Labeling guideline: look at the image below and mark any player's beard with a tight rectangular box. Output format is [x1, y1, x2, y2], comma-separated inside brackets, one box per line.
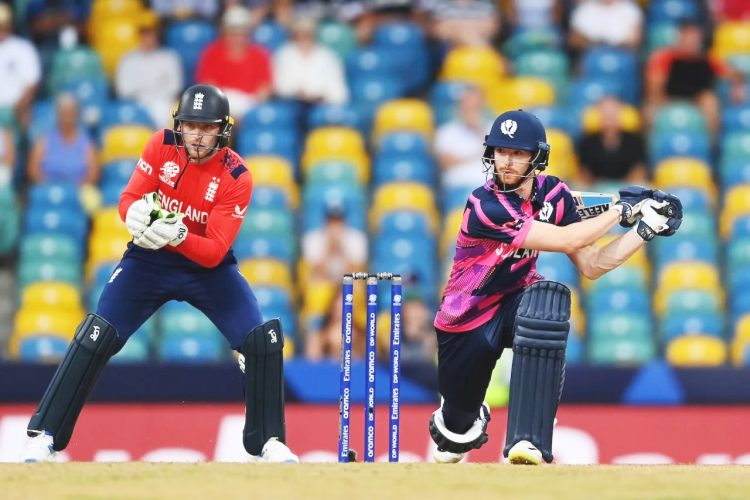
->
[494, 166, 534, 193]
[186, 140, 219, 162]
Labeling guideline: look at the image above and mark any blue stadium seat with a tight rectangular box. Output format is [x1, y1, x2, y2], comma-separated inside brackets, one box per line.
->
[346, 47, 400, 82]
[728, 264, 750, 293]
[236, 128, 299, 167]
[233, 233, 296, 264]
[721, 105, 750, 136]
[661, 312, 725, 343]
[675, 211, 715, 238]
[18, 336, 70, 361]
[372, 22, 430, 93]
[307, 104, 360, 130]
[579, 48, 638, 102]
[28, 182, 84, 213]
[62, 76, 109, 127]
[652, 236, 718, 267]
[648, 0, 699, 26]
[100, 159, 135, 189]
[429, 81, 468, 125]
[158, 334, 226, 363]
[349, 76, 403, 131]
[372, 154, 437, 187]
[663, 187, 711, 212]
[588, 311, 653, 341]
[527, 106, 582, 139]
[566, 331, 584, 365]
[24, 207, 88, 241]
[28, 99, 56, 141]
[99, 100, 155, 135]
[242, 100, 299, 130]
[378, 132, 431, 156]
[535, 252, 579, 287]
[165, 20, 218, 87]
[249, 186, 291, 210]
[731, 215, 750, 239]
[730, 289, 750, 324]
[254, 286, 293, 312]
[251, 21, 288, 53]
[566, 77, 625, 108]
[721, 160, 750, 190]
[239, 208, 296, 240]
[442, 186, 473, 212]
[110, 334, 150, 363]
[588, 287, 651, 315]
[649, 131, 711, 164]
[301, 183, 367, 232]
[378, 211, 434, 238]
[47, 47, 105, 94]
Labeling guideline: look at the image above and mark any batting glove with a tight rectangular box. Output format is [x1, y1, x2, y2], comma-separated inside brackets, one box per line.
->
[651, 190, 683, 237]
[125, 192, 160, 238]
[617, 186, 653, 228]
[633, 199, 670, 241]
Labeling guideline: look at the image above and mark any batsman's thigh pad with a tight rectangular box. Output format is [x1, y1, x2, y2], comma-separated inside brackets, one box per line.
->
[241, 318, 286, 456]
[504, 281, 570, 463]
[27, 314, 120, 450]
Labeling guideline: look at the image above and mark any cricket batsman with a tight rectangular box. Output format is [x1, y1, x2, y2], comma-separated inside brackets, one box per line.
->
[23, 84, 298, 463]
[428, 109, 683, 464]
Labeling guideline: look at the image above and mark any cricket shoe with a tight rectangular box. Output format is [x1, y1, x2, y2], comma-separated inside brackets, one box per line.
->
[260, 437, 299, 463]
[507, 440, 543, 465]
[23, 430, 56, 463]
[433, 449, 466, 464]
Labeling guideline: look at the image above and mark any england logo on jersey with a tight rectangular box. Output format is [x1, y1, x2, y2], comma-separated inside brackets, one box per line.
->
[159, 161, 181, 187]
[204, 176, 220, 202]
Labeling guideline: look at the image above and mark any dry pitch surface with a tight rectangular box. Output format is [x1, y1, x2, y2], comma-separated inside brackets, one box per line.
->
[2, 463, 749, 499]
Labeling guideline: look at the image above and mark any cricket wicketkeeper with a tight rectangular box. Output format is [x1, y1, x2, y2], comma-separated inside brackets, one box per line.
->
[429, 109, 683, 464]
[23, 84, 298, 463]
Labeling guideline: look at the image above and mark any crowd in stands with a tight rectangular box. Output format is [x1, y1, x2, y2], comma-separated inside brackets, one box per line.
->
[1, 0, 750, 372]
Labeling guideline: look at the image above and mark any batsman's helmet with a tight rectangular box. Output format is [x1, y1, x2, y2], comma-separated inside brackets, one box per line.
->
[173, 84, 234, 149]
[481, 109, 550, 191]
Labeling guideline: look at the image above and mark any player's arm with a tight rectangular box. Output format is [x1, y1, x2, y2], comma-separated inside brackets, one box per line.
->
[520, 207, 623, 254]
[566, 229, 644, 280]
[175, 175, 252, 268]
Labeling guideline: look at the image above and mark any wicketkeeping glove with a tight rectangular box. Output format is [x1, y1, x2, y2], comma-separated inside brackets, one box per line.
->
[633, 199, 671, 241]
[125, 192, 161, 238]
[134, 213, 187, 250]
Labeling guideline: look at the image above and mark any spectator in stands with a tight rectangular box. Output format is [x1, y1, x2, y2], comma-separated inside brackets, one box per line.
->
[644, 19, 746, 140]
[576, 96, 647, 185]
[568, 0, 643, 52]
[25, 0, 89, 49]
[273, 16, 348, 107]
[430, 0, 500, 48]
[0, 125, 14, 186]
[196, 5, 272, 119]
[115, 10, 183, 129]
[434, 85, 493, 192]
[501, 0, 563, 32]
[0, 3, 41, 129]
[711, 0, 750, 21]
[304, 286, 366, 361]
[400, 289, 438, 363]
[302, 199, 368, 284]
[27, 93, 98, 185]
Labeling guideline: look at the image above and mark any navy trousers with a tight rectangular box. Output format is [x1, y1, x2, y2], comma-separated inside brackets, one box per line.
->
[96, 244, 263, 350]
[436, 290, 524, 429]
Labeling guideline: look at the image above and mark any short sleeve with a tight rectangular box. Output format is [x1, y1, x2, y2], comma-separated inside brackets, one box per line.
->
[558, 185, 582, 227]
[465, 198, 532, 247]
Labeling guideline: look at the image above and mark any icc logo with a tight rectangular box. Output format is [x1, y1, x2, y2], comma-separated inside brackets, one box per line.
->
[500, 119, 518, 138]
[345, 294, 353, 304]
[368, 294, 377, 304]
[393, 295, 402, 304]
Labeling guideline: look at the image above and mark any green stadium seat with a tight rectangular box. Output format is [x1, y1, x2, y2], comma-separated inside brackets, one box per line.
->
[18, 260, 82, 291]
[587, 265, 648, 293]
[306, 161, 362, 185]
[588, 337, 656, 366]
[19, 234, 81, 264]
[317, 21, 357, 59]
[652, 102, 708, 135]
[588, 311, 653, 341]
[662, 289, 723, 317]
[160, 304, 221, 339]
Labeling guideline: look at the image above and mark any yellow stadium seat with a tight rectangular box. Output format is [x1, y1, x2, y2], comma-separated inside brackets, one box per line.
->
[582, 103, 641, 133]
[440, 208, 465, 257]
[544, 128, 579, 181]
[14, 309, 82, 338]
[569, 287, 585, 335]
[372, 99, 434, 141]
[245, 156, 299, 208]
[21, 282, 82, 311]
[91, 19, 141, 76]
[653, 158, 716, 199]
[656, 261, 721, 295]
[301, 127, 369, 181]
[487, 77, 556, 114]
[101, 126, 153, 163]
[721, 185, 750, 237]
[711, 21, 750, 59]
[370, 182, 439, 231]
[301, 280, 337, 319]
[731, 314, 750, 365]
[90, 0, 143, 20]
[666, 335, 727, 367]
[87, 234, 130, 280]
[439, 46, 506, 90]
[239, 259, 293, 292]
[91, 207, 128, 236]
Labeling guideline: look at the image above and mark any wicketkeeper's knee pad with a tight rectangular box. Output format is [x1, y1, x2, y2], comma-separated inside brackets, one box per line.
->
[429, 400, 491, 454]
[241, 318, 287, 456]
[27, 313, 120, 451]
[504, 280, 570, 464]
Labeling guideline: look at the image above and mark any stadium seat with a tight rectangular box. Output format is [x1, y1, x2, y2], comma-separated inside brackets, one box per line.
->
[588, 311, 652, 341]
[307, 104, 360, 130]
[238, 259, 293, 292]
[14, 308, 81, 339]
[651, 236, 718, 268]
[513, 49, 569, 95]
[317, 20, 357, 58]
[438, 46, 506, 90]
[647, 0, 699, 26]
[731, 314, 750, 365]
[21, 282, 82, 311]
[585, 264, 648, 293]
[28, 182, 84, 213]
[720, 160, 750, 191]
[164, 19, 217, 86]
[727, 237, 750, 269]
[91, 207, 129, 239]
[566, 77, 624, 108]
[370, 182, 439, 232]
[101, 159, 137, 190]
[429, 81, 468, 125]
[157, 335, 227, 363]
[20, 234, 81, 265]
[711, 21, 750, 59]
[90, 18, 140, 77]
[581, 102, 641, 133]
[656, 262, 721, 298]
[652, 102, 708, 135]
[233, 233, 295, 264]
[646, 23, 679, 54]
[588, 336, 656, 366]
[111, 333, 150, 363]
[653, 157, 715, 195]
[239, 208, 295, 239]
[527, 106, 581, 139]
[720, 132, 750, 164]
[587, 287, 651, 315]
[242, 100, 299, 130]
[377, 132, 430, 157]
[235, 128, 299, 167]
[251, 20, 288, 53]
[372, 154, 437, 188]
[666, 336, 728, 367]
[18, 260, 83, 290]
[721, 185, 750, 236]
[46, 47, 105, 94]
[580, 47, 637, 83]
[488, 77, 556, 113]
[249, 186, 291, 210]
[661, 312, 725, 342]
[649, 131, 711, 165]
[305, 160, 362, 187]
[99, 100, 155, 135]
[301, 127, 369, 181]
[101, 125, 153, 163]
[372, 99, 434, 141]
[544, 129, 579, 180]
[161, 304, 221, 338]
[14, 335, 71, 361]
[378, 210, 435, 238]
[535, 252, 580, 288]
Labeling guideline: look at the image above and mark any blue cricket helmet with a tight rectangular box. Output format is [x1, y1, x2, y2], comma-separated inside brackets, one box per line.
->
[481, 109, 551, 192]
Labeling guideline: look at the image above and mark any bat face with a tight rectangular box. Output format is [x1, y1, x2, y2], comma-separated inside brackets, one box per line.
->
[571, 191, 618, 220]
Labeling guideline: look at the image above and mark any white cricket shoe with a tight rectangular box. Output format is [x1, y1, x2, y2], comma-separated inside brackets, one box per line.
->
[507, 440, 543, 465]
[433, 449, 466, 464]
[260, 437, 299, 463]
[23, 430, 56, 463]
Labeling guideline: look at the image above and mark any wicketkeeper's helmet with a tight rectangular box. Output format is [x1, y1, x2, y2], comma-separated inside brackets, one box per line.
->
[172, 84, 234, 149]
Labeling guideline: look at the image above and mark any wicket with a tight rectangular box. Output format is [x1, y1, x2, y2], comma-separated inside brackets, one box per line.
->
[338, 272, 402, 463]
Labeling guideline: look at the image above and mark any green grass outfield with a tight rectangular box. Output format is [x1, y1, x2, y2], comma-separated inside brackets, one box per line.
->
[2, 464, 750, 499]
